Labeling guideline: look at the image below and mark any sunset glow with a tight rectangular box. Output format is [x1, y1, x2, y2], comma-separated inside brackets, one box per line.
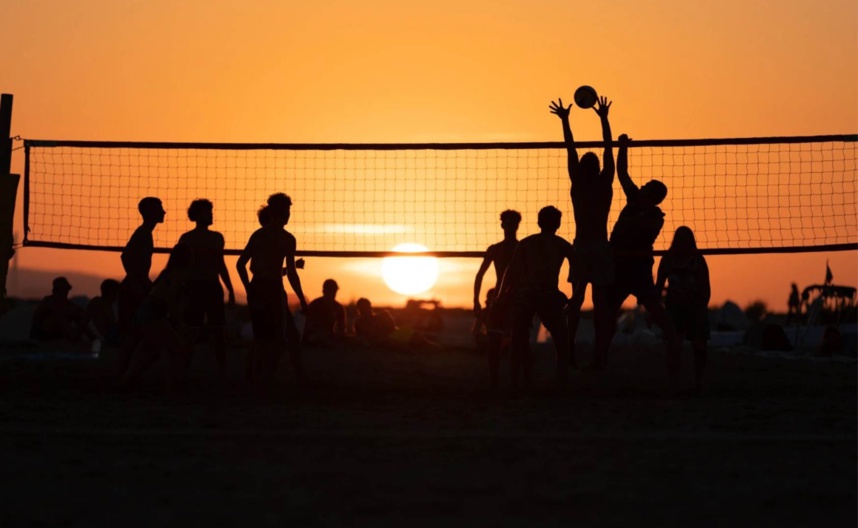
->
[381, 243, 439, 296]
[1, 0, 855, 309]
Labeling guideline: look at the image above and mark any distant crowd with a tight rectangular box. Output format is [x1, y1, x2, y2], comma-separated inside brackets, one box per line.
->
[30, 94, 714, 394]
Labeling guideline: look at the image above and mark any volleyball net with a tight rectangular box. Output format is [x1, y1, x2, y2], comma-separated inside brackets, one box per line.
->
[21, 134, 857, 256]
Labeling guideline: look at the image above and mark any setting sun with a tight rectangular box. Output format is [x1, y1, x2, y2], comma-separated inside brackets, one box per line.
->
[381, 243, 439, 296]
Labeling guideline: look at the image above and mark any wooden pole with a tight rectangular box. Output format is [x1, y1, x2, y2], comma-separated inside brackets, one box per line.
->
[0, 94, 19, 312]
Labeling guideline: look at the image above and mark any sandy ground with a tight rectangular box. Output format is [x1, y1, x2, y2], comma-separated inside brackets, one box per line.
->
[0, 338, 855, 528]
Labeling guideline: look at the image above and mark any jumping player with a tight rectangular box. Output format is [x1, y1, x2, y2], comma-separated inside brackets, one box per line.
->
[595, 134, 679, 380]
[549, 95, 614, 368]
[178, 199, 236, 380]
[498, 206, 573, 390]
[473, 209, 521, 389]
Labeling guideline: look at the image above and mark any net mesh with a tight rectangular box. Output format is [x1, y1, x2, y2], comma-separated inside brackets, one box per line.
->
[23, 136, 857, 255]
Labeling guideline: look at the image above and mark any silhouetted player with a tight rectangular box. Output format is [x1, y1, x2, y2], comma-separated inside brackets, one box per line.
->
[121, 243, 194, 393]
[473, 209, 521, 389]
[178, 199, 236, 380]
[498, 206, 573, 389]
[595, 134, 678, 378]
[656, 226, 711, 392]
[550, 95, 614, 368]
[117, 197, 165, 376]
[237, 193, 309, 385]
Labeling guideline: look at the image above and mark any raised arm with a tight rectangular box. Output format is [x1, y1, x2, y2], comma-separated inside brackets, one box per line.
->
[617, 133, 639, 199]
[593, 96, 614, 182]
[473, 252, 493, 314]
[549, 99, 579, 183]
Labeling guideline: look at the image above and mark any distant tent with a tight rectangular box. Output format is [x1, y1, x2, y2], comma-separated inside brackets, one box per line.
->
[716, 300, 749, 331]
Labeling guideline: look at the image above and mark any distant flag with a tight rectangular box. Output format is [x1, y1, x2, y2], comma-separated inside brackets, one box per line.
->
[825, 260, 833, 285]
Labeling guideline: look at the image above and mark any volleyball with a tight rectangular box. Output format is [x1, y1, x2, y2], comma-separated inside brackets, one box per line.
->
[574, 85, 598, 109]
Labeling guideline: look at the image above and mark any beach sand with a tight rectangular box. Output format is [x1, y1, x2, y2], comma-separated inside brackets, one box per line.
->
[0, 338, 855, 527]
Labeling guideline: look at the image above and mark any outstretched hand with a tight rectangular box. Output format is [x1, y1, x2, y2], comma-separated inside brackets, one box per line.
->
[549, 98, 572, 119]
[593, 96, 611, 119]
[618, 133, 631, 146]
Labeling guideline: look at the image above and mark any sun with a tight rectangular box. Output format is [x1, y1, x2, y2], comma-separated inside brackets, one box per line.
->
[382, 243, 439, 296]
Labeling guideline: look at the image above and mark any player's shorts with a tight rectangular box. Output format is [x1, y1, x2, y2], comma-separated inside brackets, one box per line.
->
[118, 276, 152, 336]
[248, 278, 286, 341]
[568, 240, 615, 286]
[184, 279, 226, 328]
[486, 296, 513, 335]
[666, 301, 710, 341]
[612, 255, 660, 306]
[511, 287, 568, 336]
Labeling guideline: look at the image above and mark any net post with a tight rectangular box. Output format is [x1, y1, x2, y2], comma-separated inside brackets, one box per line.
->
[0, 94, 19, 313]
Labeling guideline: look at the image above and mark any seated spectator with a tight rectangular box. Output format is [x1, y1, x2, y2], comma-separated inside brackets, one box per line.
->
[30, 277, 92, 343]
[303, 279, 346, 346]
[354, 297, 439, 351]
[85, 279, 122, 348]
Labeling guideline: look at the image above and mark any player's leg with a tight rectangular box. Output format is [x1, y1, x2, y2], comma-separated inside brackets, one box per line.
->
[509, 297, 533, 392]
[486, 331, 503, 389]
[592, 283, 627, 371]
[566, 278, 587, 369]
[122, 318, 178, 387]
[283, 306, 304, 382]
[542, 293, 571, 386]
[485, 298, 508, 390]
[590, 282, 611, 369]
[203, 280, 228, 382]
[691, 338, 707, 391]
[688, 306, 710, 392]
[641, 299, 680, 384]
[247, 280, 277, 387]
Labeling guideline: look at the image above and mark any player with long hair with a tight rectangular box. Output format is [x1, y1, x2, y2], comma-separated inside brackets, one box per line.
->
[550, 95, 614, 369]
[656, 226, 711, 392]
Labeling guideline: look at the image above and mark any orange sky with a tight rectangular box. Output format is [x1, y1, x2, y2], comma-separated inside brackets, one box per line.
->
[2, 0, 857, 310]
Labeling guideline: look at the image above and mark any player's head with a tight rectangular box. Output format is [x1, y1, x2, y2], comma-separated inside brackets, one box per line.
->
[267, 193, 293, 226]
[669, 225, 697, 254]
[640, 180, 668, 206]
[485, 287, 497, 305]
[187, 199, 214, 226]
[537, 205, 562, 233]
[52, 276, 72, 296]
[322, 279, 339, 299]
[257, 205, 270, 227]
[499, 209, 521, 235]
[356, 297, 372, 316]
[580, 152, 600, 178]
[166, 242, 193, 271]
[138, 197, 165, 224]
[100, 278, 121, 301]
